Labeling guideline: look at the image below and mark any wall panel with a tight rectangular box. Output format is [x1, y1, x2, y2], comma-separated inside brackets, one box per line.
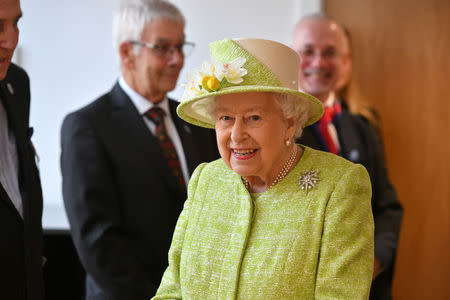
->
[325, 0, 449, 298]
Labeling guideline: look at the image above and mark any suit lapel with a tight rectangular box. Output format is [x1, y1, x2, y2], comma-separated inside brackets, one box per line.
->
[298, 125, 327, 152]
[0, 180, 23, 221]
[109, 84, 185, 197]
[169, 99, 197, 174]
[337, 109, 364, 163]
[0, 81, 26, 221]
[0, 81, 25, 141]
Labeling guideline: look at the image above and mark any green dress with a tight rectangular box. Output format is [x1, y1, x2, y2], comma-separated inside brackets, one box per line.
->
[153, 146, 374, 299]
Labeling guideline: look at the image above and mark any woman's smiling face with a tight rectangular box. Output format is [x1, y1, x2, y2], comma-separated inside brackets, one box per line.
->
[214, 92, 295, 183]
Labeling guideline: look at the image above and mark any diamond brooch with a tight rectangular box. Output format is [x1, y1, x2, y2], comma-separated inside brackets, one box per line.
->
[298, 169, 320, 194]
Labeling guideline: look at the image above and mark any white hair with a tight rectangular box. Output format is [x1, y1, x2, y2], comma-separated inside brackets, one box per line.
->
[272, 93, 309, 139]
[112, 0, 185, 66]
[208, 92, 309, 139]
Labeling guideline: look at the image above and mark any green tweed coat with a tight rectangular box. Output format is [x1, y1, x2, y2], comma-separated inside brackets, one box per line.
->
[153, 146, 374, 299]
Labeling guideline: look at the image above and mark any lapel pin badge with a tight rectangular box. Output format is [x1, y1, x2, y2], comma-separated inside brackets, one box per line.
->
[349, 149, 360, 162]
[6, 83, 14, 95]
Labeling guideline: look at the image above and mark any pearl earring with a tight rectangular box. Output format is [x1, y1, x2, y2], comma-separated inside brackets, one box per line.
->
[285, 139, 291, 146]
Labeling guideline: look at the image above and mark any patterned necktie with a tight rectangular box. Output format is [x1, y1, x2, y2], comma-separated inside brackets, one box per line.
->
[145, 107, 186, 189]
[318, 102, 342, 155]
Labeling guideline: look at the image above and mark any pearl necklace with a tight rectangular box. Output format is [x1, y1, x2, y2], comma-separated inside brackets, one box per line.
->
[242, 145, 298, 191]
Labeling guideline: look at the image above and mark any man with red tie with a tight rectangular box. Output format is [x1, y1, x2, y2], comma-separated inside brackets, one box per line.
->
[60, 1, 218, 299]
[293, 13, 403, 300]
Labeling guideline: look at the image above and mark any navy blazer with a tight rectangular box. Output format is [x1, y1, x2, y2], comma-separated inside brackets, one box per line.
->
[0, 63, 44, 300]
[297, 102, 402, 300]
[61, 83, 219, 300]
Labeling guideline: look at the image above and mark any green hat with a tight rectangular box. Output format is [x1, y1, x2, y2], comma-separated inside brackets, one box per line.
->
[177, 38, 323, 129]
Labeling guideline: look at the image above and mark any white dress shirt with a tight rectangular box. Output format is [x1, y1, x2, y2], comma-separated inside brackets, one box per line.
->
[118, 77, 190, 184]
[0, 99, 23, 217]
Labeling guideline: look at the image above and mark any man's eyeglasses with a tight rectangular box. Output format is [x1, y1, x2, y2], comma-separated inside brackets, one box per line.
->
[297, 48, 338, 61]
[128, 40, 195, 58]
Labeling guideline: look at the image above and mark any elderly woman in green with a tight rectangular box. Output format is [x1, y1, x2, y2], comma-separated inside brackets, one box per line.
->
[153, 38, 374, 299]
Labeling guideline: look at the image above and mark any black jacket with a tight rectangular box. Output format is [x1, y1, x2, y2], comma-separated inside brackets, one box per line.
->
[0, 63, 44, 300]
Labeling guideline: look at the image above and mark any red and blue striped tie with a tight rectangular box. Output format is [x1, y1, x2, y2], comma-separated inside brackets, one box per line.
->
[318, 103, 342, 155]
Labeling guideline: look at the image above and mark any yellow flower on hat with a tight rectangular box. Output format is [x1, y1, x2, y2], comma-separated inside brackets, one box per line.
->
[199, 60, 221, 92]
[201, 76, 220, 92]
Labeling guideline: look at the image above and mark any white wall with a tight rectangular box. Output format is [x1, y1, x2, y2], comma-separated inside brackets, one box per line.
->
[18, 0, 321, 228]
[169, 0, 322, 99]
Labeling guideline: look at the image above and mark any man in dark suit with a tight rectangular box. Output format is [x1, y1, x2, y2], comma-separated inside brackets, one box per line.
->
[0, 0, 44, 299]
[293, 14, 403, 299]
[61, 1, 218, 299]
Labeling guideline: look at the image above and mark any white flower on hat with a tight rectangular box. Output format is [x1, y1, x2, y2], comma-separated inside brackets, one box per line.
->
[199, 60, 216, 77]
[182, 57, 248, 99]
[182, 69, 207, 99]
[214, 57, 247, 84]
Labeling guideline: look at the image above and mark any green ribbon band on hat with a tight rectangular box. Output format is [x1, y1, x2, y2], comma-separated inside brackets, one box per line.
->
[210, 39, 283, 89]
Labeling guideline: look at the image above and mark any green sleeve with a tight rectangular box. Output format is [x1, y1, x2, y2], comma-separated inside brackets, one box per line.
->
[315, 164, 374, 300]
[151, 163, 207, 300]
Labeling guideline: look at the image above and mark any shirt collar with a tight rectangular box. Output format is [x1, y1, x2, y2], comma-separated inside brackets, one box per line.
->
[323, 91, 337, 108]
[118, 76, 170, 116]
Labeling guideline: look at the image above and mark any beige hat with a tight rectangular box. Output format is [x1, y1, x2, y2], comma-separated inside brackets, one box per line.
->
[177, 38, 323, 128]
